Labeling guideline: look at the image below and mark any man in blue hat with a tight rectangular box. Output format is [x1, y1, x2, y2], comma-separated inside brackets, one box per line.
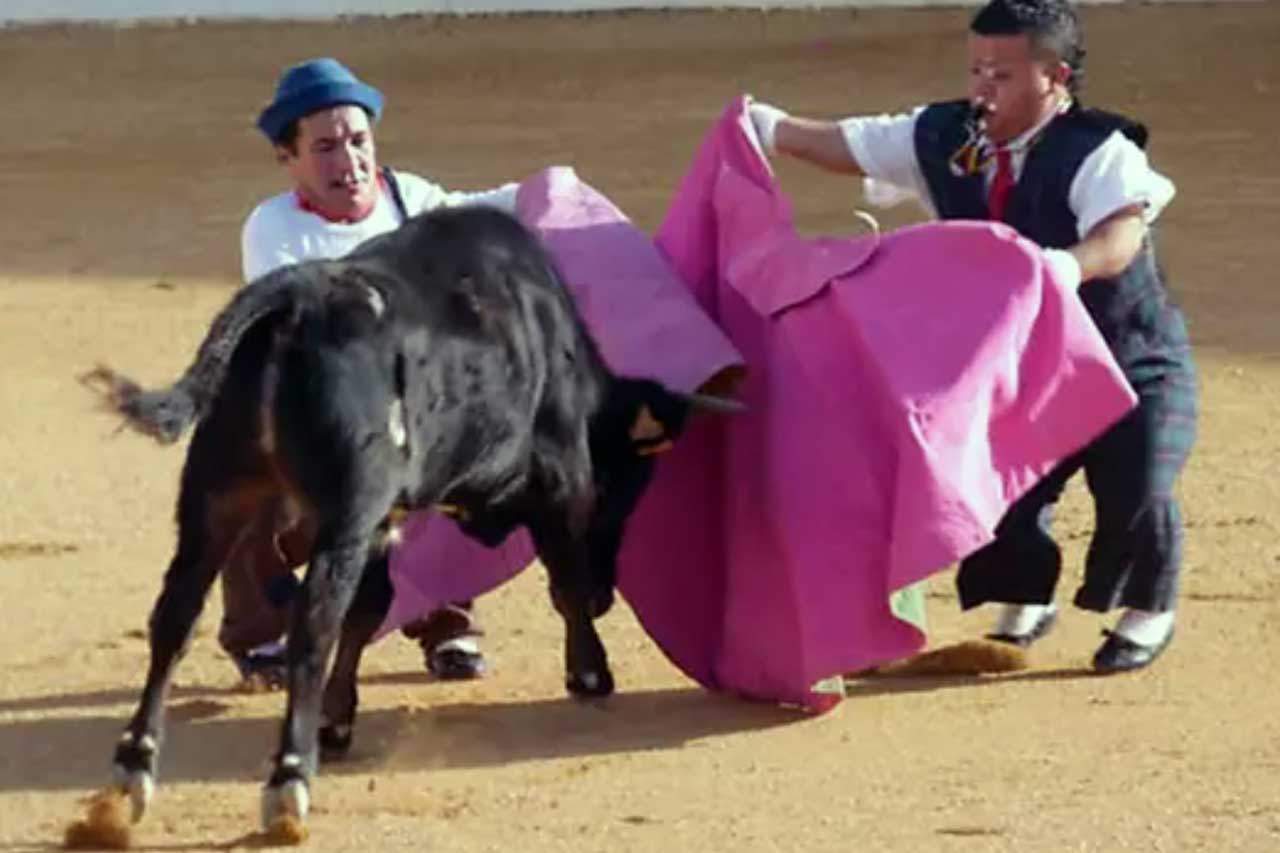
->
[221, 57, 519, 686]
[747, 0, 1197, 673]
[242, 56, 518, 279]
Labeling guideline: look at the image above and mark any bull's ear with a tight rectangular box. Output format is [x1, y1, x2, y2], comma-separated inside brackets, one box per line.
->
[629, 405, 666, 441]
[629, 405, 674, 456]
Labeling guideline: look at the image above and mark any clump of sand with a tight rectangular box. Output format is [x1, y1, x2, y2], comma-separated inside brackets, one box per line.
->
[64, 788, 131, 850]
[866, 639, 1029, 677]
[263, 815, 310, 846]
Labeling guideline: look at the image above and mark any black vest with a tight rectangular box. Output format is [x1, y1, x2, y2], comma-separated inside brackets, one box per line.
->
[913, 101, 1190, 376]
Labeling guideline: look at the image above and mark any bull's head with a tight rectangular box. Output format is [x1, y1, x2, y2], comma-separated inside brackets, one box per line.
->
[612, 375, 745, 458]
[583, 375, 743, 617]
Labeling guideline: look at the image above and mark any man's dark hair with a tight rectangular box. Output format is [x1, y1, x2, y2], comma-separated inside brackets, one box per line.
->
[971, 0, 1086, 94]
[275, 120, 302, 153]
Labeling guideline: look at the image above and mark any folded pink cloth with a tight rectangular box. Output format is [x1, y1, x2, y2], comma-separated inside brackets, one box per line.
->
[380, 166, 743, 637]
[610, 97, 1137, 710]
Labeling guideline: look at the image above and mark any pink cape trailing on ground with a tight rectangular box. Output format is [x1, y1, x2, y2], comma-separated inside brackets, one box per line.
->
[385, 102, 1136, 711]
[380, 166, 743, 636]
[617, 98, 1135, 710]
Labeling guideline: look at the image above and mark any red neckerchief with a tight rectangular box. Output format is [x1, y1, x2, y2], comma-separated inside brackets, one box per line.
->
[295, 173, 387, 224]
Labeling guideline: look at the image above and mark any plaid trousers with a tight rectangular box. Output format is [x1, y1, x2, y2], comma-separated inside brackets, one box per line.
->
[957, 298, 1198, 614]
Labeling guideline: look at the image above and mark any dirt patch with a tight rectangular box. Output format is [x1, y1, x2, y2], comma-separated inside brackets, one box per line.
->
[0, 541, 79, 560]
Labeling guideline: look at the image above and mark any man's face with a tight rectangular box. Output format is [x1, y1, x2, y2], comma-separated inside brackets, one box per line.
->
[278, 105, 378, 222]
[967, 33, 1067, 144]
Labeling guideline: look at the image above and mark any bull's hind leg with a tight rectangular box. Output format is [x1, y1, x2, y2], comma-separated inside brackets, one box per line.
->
[113, 497, 249, 823]
[531, 514, 615, 699]
[261, 521, 383, 831]
[318, 548, 393, 761]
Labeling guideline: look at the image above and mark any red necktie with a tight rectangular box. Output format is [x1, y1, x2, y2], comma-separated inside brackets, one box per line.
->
[987, 148, 1014, 221]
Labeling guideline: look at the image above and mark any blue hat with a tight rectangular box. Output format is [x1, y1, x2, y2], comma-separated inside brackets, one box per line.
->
[256, 58, 384, 143]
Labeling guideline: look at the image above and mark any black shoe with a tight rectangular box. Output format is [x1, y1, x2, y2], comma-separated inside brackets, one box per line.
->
[426, 643, 487, 681]
[985, 606, 1058, 648]
[1092, 627, 1174, 674]
[231, 646, 287, 689]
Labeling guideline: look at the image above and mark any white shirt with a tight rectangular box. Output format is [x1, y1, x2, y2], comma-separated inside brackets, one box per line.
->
[240, 171, 519, 282]
[838, 106, 1176, 239]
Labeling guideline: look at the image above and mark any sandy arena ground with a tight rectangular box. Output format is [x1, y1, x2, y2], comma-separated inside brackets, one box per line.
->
[1, 4, 1278, 851]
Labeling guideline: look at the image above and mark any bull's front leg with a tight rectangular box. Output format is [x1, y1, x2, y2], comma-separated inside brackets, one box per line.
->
[531, 516, 614, 699]
[261, 533, 372, 831]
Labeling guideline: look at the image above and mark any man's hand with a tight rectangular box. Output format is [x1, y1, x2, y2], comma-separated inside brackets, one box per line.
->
[748, 101, 789, 155]
[1043, 247, 1083, 291]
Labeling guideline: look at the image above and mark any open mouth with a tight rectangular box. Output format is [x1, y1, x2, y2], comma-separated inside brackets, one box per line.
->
[330, 176, 369, 195]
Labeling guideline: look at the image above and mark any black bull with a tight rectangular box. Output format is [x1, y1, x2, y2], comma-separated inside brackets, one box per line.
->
[84, 206, 739, 832]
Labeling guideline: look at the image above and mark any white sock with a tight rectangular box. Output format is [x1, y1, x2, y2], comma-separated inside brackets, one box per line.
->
[1112, 609, 1175, 647]
[993, 602, 1057, 637]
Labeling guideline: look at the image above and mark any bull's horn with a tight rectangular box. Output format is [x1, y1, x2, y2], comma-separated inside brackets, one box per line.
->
[682, 392, 747, 414]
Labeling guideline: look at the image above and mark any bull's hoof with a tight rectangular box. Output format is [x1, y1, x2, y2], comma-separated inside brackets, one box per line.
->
[110, 765, 155, 824]
[318, 723, 353, 762]
[112, 732, 158, 823]
[261, 775, 310, 832]
[566, 669, 614, 699]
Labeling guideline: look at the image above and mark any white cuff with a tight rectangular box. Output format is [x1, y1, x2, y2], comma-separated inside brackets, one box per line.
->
[1043, 247, 1083, 291]
[748, 102, 788, 155]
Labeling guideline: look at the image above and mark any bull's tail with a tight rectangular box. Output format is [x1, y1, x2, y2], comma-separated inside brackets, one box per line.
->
[82, 268, 305, 444]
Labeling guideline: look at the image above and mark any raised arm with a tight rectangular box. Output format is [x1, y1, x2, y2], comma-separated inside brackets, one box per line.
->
[750, 103, 867, 175]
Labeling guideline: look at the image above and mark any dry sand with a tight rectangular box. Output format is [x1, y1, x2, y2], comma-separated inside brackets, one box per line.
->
[1, 4, 1278, 850]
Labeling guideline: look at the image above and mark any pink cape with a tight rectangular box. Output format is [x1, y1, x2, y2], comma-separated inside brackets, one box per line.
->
[380, 166, 743, 635]
[612, 98, 1137, 710]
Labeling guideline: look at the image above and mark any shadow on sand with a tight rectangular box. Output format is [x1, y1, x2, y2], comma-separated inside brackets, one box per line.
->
[0, 682, 803, 794]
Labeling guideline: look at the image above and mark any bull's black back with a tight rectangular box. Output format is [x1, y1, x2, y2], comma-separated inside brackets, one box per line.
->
[284, 207, 609, 518]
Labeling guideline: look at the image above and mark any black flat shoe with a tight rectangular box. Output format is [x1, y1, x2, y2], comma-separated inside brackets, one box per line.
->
[1092, 627, 1174, 674]
[232, 648, 287, 689]
[985, 606, 1058, 648]
[427, 645, 488, 681]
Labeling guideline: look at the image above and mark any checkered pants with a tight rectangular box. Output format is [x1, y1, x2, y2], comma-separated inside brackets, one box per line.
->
[957, 342, 1198, 614]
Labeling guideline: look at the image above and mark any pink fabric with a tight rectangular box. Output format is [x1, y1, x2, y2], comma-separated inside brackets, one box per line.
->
[381, 167, 743, 636]
[610, 98, 1138, 710]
